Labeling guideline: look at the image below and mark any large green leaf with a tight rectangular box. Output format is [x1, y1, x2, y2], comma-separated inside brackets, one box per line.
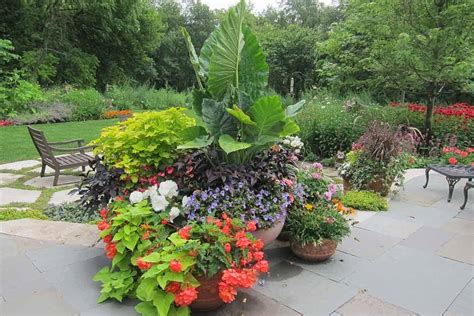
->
[177, 135, 213, 150]
[239, 25, 269, 100]
[280, 119, 300, 136]
[248, 95, 286, 140]
[218, 134, 252, 154]
[226, 104, 256, 126]
[180, 27, 204, 90]
[207, 0, 246, 99]
[201, 99, 237, 139]
[285, 99, 306, 117]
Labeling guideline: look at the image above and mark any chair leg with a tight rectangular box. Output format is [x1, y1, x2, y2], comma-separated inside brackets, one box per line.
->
[53, 169, 60, 186]
[40, 163, 46, 177]
[461, 185, 470, 210]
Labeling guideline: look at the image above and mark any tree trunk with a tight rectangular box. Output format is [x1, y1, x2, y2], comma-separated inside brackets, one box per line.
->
[424, 93, 436, 141]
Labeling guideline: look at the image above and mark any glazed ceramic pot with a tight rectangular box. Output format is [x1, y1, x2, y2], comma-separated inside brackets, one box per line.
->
[251, 217, 286, 247]
[290, 239, 337, 262]
[190, 271, 224, 311]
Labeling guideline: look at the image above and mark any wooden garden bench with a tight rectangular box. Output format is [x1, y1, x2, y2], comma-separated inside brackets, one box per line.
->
[27, 126, 95, 186]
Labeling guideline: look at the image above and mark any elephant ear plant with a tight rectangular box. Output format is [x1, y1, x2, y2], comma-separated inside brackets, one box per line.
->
[180, 0, 305, 165]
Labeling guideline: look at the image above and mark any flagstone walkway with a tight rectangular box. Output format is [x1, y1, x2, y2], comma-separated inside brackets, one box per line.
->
[0, 167, 473, 315]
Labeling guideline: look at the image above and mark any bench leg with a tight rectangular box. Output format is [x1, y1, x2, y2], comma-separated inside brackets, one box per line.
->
[460, 184, 470, 210]
[446, 177, 460, 203]
[53, 169, 60, 186]
[81, 165, 86, 172]
[40, 163, 46, 177]
[423, 167, 431, 188]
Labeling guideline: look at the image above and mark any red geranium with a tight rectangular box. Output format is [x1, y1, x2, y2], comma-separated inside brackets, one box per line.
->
[165, 281, 181, 294]
[174, 287, 198, 306]
[169, 260, 182, 272]
[97, 221, 110, 231]
[178, 226, 192, 240]
[136, 257, 152, 270]
[218, 282, 237, 303]
[224, 243, 232, 253]
[449, 157, 458, 165]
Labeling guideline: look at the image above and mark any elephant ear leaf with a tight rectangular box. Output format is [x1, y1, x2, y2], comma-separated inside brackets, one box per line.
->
[285, 99, 306, 117]
[218, 134, 252, 154]
[178, 135, 213, 150]
[280, 119, 300, 137]
[226, 105, 256, 126]
[201, 99, 237, 139]
[248, 95, 286, 140]
[181, 27, 205, 90]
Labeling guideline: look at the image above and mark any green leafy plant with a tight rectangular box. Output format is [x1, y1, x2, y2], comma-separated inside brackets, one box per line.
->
[340, 190, 388, 211]
[92, 108, 195, 179]
[286, 201, 351, 245]
[0, 209, 48, 221]
[44, 202, 99, 223]
[180, 0, 305, 164]
[62, 88, 105, 121]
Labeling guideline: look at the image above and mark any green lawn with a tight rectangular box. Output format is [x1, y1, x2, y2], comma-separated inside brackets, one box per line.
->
[0, 119, 118, 163]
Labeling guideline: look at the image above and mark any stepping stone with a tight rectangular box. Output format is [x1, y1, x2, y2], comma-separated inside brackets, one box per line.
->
[0, 160, 40, 171]
[0, 187, 41, 205]
[0, 219, 99, 246]
[48, 189, 80, 205]
[437, 235, 474, 265]
[0, 173, 23, 185]
[31, 165, 92, 174]
[336, 293, 417, 315]
[24, 175, 83, 188]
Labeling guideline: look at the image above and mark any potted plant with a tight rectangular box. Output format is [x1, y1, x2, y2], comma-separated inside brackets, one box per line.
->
[338, 122, 417, 196]
[93, 183, 268, 315]
[286, 201, 351, 262]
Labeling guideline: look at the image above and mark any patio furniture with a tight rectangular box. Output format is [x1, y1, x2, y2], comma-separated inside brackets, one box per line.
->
[423, 164, 474, 202]
[27, 126, 95, 186]
[461, 181, 473, 210]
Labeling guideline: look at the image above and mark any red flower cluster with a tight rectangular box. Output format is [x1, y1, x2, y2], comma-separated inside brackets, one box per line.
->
[105, 242, 117, 259]
[178, 226, 192, 240]
[390, 102, 474, 119]
[103, 109, 132, 119]
[169, 259, 182, 272]
[0, 120, 14, 127]
[442, 146, 474, 166]
[174, 287, 198, 306]
[136, 257, 152, 270]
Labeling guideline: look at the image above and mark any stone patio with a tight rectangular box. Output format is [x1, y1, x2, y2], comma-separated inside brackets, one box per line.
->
[0, 170, 473, 315]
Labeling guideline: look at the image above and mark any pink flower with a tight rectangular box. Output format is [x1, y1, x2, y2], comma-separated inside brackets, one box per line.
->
[311, 173, 321, 180]
[328, 184, 338, 194]
[312, 162, 323, 170]
[323, 191, 332, 201]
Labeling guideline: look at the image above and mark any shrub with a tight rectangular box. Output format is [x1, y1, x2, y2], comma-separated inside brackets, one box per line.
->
[13, 102, 73, 125]
[44, 202, 99, 223]
[341, 190, 388, 211]
[92, 108, 195, 179]
[106, 85, 189, 110]
[0, 79, 45, 117]
[0, 209, 48, 221]
[62, 88, 105, 121]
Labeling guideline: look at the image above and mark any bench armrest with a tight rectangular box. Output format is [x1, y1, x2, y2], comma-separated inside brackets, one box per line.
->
[49, 145, 95, 153]
[48, 139, 84, 146]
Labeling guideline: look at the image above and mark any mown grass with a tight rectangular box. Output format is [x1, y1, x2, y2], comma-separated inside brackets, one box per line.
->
[0, 119, 118, 163]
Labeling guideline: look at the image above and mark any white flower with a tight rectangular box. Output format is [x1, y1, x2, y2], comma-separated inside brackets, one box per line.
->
[283, 139, 291, 145]
[129, 191, 144, 204]
[151, 194, 169, 212]
[182, 195, 189, 208]
[159, 180, 178, 198]
[169, 207, 180, 223]
[295, 149, 301, 154]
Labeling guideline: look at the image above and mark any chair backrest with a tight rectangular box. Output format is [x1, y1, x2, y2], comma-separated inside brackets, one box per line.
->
[27, 126, 57, 165]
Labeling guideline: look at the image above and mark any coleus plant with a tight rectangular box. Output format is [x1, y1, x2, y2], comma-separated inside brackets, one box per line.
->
[94, 186, 268, 316]
[179, 0, 305, 165]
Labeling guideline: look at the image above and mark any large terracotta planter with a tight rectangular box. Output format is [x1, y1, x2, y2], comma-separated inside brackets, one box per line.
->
[251, 217, 286, 247]
[290, 239, 337, 262]
[190, 271, 224, 312]
[342, 177, 352, 193]
[367, 176, 392, 196]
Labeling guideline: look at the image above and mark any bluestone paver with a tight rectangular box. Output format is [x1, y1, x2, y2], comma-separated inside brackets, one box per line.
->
[355, 215, 421, 239]
[437, 235, 474, 265]
[444, 279, 474, 316]
[344, 245, 472, 315]
[338, 227, 401, 260]
[254, 261, 358, 315]
[456, 209, 474, 221]
[0, 160, 40, 171]
[399, 226, 454, 253]
[442, 218, 474, 236]
[0, 187, 41, 205]
[336, 293, 418, 316]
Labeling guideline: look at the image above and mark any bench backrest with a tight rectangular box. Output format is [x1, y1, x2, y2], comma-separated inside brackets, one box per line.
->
[27, 126, 57, 165]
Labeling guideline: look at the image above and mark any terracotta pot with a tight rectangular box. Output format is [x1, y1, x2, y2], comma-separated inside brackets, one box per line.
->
[342, 177, 351, 194]
[290, 239, 337, 262]
[251, 216, 286, 247]
[190, 271, 224, 312]
[366, 176, 392, 196]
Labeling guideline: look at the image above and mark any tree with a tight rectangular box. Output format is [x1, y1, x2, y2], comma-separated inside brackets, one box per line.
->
[319, 0, 474, 135]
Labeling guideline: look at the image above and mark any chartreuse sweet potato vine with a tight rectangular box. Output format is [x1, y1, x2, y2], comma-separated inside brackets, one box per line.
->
[179, 0, 305, 165]
[92, 108, 195, 181]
